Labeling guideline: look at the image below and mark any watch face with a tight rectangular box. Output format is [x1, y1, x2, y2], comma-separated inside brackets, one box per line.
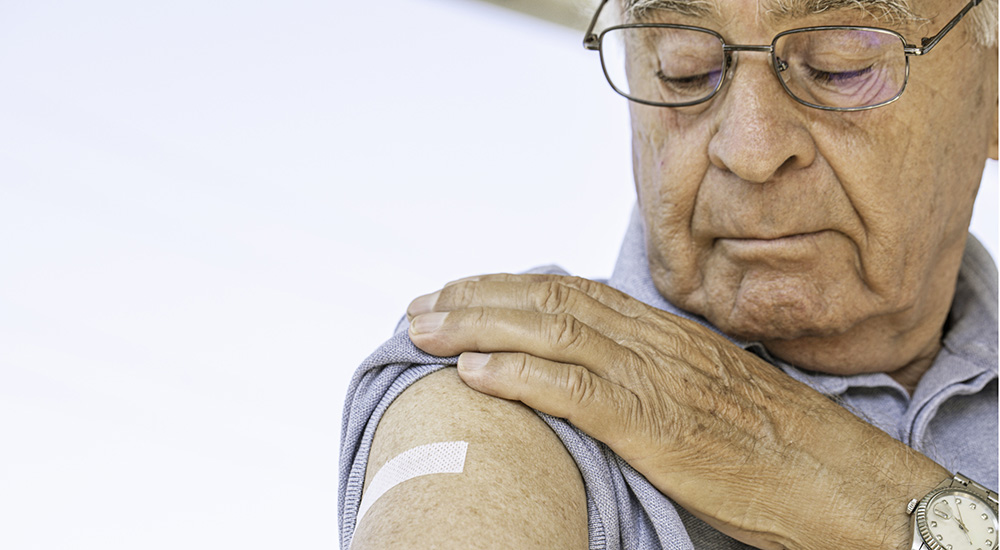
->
[918, 489, 999, 550]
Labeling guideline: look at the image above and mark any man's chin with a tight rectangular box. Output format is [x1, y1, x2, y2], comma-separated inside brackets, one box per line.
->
[712, 309, 877, 374]
[697, 293, 867, 344]
[710, 312, 844, 343]
[652, 265, 881, 342]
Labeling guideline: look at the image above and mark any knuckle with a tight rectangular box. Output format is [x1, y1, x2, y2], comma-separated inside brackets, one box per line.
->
[568, 276, 611, 304]
[539, 280, 573, 312]
[563, 367, 599, 409]
[511, 353, 534, 385]
[566, 275, 596, 295]
[465, 305, 490, 327]
[442, 280, 477, 308]
[548, 313, 587, 351]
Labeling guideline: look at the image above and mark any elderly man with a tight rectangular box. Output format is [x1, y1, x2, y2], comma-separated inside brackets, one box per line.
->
[339, 0, 998, 547]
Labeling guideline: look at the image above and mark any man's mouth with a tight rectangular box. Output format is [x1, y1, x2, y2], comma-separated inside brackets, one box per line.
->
[715, 230, 833, 258]
[721, 230, 828, 242]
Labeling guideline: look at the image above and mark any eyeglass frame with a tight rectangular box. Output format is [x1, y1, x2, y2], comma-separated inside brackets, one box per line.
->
[582, 0, 983, 111]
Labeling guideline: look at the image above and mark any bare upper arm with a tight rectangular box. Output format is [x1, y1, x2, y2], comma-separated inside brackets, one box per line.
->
[349, 367, 588, 549]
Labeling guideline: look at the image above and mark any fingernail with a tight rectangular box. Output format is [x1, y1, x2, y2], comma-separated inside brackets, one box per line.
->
[459, 352, 491, 371]
[408, 291, 440, 317]
[410, 312, 447, 334]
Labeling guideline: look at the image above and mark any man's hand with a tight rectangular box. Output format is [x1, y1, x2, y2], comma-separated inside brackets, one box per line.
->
[407, 273, 949, 550]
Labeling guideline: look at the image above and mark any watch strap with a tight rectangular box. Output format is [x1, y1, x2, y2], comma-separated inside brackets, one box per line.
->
[950, 472, 999, 508]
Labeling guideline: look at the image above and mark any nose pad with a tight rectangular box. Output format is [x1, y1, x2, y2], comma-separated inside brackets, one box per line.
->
[724, 52, 737, 82]
[711, 52, 738, 100]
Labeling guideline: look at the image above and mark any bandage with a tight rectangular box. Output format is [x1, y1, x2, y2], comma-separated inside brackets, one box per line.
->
[355, 440, 469, 528]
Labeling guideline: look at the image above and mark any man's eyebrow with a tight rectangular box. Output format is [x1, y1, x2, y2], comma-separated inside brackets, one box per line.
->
[623, 0, 926, 25]
[623, 0, 715, 20]
[765, 0, 926, 25]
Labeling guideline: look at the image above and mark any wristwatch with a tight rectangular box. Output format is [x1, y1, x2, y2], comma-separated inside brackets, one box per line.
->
[907, 473, 999, 550]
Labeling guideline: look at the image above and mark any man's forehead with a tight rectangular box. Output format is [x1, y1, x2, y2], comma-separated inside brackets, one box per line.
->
[622, 0, 926, 25]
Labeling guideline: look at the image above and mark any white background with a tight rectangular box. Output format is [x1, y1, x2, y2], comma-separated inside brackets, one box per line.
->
[0, 1, 995, 548]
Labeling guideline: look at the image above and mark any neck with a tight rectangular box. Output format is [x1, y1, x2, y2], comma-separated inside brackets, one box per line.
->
[760, 300, 950, 392]
[887, 344, 940, 394]
[759, 237, 965, 390]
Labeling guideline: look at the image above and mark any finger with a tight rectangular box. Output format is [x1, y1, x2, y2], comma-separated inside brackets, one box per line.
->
[456, 351, 639, 452]
[404, 274, 488, 323]
[409, 307, 636, 378]
[409, 279, 640, 340]
[431, 275, 720, 355]
[487, 274, 650, 318]
[409, 275, 648, 327]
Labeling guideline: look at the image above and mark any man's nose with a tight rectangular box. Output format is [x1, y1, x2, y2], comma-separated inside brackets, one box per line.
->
[707, 56, 816, 183]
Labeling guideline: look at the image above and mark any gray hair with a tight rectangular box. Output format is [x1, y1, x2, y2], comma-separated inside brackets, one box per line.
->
[966, 0, 998, 48]
[617, 0, 997, 47]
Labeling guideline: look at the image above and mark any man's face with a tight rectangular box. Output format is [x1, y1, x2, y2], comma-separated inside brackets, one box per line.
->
[629, 0, 998, 373]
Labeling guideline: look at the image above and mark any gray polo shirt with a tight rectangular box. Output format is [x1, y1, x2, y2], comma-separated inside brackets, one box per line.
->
[339, 210, 998, 550]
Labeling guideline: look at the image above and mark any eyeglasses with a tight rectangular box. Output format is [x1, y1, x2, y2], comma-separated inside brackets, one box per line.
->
[582, 0, 982, 111]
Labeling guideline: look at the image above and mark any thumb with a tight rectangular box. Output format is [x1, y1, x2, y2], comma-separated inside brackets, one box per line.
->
[456, 351, 637, 448]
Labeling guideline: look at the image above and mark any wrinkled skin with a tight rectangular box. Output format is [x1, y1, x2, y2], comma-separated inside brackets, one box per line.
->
[406, 0, 998, 547]
[408, 274, 947, 549]
[628, 0, 997, 382]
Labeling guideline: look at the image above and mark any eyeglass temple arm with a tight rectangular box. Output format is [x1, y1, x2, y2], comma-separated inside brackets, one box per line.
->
[583, 0, 611, 50]
[906, 0, 981, 55]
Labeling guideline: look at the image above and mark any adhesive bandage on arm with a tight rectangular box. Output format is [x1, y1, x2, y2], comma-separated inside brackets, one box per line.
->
[355, 440, 469, 529]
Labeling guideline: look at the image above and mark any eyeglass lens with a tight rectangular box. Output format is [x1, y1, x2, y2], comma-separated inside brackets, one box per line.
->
[600, 26, 908, 109]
